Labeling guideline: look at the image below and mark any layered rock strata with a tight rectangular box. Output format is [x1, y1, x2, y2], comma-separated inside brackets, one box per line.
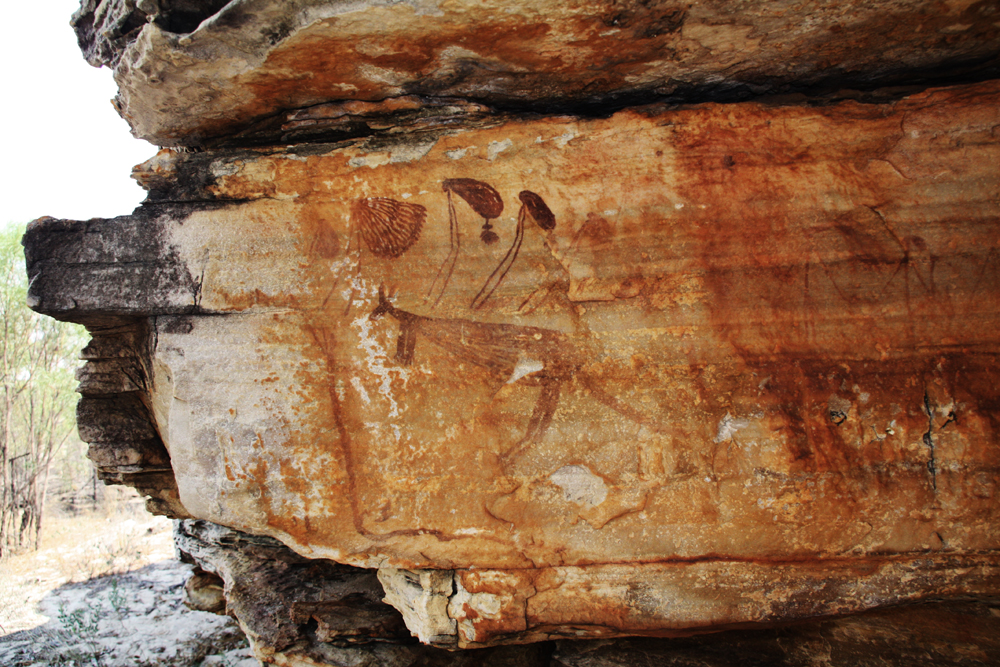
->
[22, 0, 1000, 660]
[73, 0, 1000, 146]
[26, 77, 1000, 647]
[176, 518, 1000, 665]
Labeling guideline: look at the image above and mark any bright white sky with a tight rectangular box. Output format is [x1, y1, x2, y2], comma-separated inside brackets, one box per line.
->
[1, 0, 154, 228]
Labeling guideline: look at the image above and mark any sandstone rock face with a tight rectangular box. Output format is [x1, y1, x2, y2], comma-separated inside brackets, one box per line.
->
[26, 78, 1000, 647]
[74, 0, 1000, 146]
[175, 519, 557, 664]
[26, 0, 1000, 660]
[177, 519, 1000, 664]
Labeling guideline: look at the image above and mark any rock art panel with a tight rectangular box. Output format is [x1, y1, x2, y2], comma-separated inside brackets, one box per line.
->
[25, 80, 1000, 643]
[73, 0, 1000, 146]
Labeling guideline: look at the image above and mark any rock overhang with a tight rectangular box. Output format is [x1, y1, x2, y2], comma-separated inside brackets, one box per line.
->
[74, 0, 1000, 146]
[21, 0, 1000, 657]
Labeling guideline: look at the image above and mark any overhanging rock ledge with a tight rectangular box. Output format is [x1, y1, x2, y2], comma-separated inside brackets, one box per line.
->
[21, 0, 1000, 662]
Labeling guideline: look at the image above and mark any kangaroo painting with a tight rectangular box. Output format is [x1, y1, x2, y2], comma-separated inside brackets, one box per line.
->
[368, 287, 662, 465]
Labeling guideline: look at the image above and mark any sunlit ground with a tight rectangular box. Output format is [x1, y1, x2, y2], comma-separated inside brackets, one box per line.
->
[0, 489, 255, 667]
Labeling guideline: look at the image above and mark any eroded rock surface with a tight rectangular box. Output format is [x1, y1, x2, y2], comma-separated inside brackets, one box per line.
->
[24, 0, 1000, 659]
[73, 0, 1000, 146]
[174, 518, 1000, 664]
[175, 520, 411, 658]
[25, 78, 1000, 646]
[174, 519, 558, 665]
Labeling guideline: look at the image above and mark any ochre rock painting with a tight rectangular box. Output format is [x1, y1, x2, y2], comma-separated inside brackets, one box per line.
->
[24, 69, 1000, 650]
[86, 82, 998, 584]
[25, 0, 1000, 658]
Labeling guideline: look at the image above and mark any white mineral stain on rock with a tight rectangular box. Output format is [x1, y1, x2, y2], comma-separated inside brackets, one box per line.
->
[350, 294, 410, 418]
[350, 377, 371, 404]
[348, 153, 391, 169]
[487, 139, 512, 161]
[554, 131, 577, 147]
[550, 465, 608, 508]
[410, 0, 445, 17]
[390, 139, 437, 163]
[469, 592, 502, 617]
[713, 413, 750, 443]
[379, 568, 457, 645]
[209, 159, 240, 177]
[507, 356, 544, 384]
[447, 576, 507, 644]
[448, 578, 477, 643]
[445, 147, 470, 159]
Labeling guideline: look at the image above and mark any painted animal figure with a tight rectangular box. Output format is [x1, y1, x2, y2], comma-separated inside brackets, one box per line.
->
[369, 288, 661, 463]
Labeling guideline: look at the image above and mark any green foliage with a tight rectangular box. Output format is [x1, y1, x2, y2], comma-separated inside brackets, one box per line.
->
[53, 577, 148, 667]
[107, 576, 129, 621]
[56, 601, 105, 666]
[0, 223, 89, 555]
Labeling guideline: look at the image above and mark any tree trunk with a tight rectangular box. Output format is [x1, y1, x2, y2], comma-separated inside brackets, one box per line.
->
[1, 385, 11, 556]
[34, 457, 51, 551]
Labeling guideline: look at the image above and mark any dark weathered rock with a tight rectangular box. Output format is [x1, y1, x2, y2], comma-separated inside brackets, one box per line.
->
[71, 0, 148, 70]
[174, 520, 412, 648]
[72, 0, 231, 69]
[23, 213, 201, 325]
[66, 316, 191, 518]
[551, 601, 1000, 666]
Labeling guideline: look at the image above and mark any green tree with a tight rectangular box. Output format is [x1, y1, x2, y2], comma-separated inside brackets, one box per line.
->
[0, 224, 87, 555]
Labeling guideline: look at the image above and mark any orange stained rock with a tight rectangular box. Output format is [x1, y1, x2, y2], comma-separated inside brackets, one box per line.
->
[123, 82, 1000, 573]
